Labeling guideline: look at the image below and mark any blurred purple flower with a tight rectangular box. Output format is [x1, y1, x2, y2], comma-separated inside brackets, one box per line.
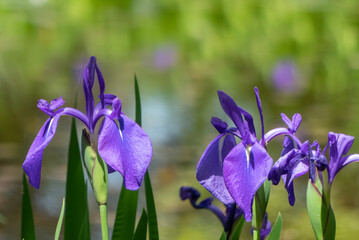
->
[154, 45, 177, 71]
[272, 60, 299, 93]
[23, 56, 152, 190]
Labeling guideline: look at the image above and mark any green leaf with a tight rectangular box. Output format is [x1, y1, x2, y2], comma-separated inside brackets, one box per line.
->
[65, 119, 90, 240]
[252, 181, 271, 230]
[229, 216, 244, 240]
[134, 75, 142, 126]
[133, 209, 148, 240]
[306, 173, 336, 240]
[21, 173, 36, 240]
[54, 198, 65, 240]
[144, 172, 159, 240]
[135, 75, 159, 240]
[111, 185, 138, 240]
[267, 213, 282, 240]
[219, 231, 226, 240]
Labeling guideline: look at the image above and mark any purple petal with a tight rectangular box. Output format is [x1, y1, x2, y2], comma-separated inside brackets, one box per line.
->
[342, 154, 359, 168]
[98, 116, 152, 190]
[291, 113, 302, 132]
[83, 57, 96, 128]
[223, 142, 273, 221]
[328, 132, 355, 183]
[95, 64, 105, 108]
[281, 113, 293, 130]
[23, 114, 62, 188]
[197, 134, 236, 204]
[49, 97, 65, 110]
[109, 98, 122, 119]
[217, 91, 245, 136]
[211, 117, 228, 134]
[264, 127, 302, 147]
[37, 99, 53, 116]
[254, 87, 264, 142]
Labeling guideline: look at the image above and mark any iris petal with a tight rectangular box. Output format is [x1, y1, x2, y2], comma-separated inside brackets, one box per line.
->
[23, 114, 62, 188]
[223, 142, 272, 221]
[98, 115, 152, 190]
[197, 134, 236, 205]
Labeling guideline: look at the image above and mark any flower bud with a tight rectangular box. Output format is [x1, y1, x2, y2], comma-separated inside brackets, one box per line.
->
[81, 129, 108, 205]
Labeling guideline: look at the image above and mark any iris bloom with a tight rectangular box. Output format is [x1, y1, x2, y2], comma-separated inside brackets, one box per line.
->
[180, 186, 243, 234]
[197, 88, 273, 222]
[23, 56, 152, 190]
[326, 132, 359, 185]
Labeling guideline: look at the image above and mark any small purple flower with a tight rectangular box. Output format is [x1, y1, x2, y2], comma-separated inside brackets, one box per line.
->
[326, 132, 359, 184]
[180, 186, 243, 234]
[197, 88, 273, 222]
[23, 56, 152, 190]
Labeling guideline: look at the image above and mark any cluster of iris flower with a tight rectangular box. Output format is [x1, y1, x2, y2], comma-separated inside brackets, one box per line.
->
[181, 87, 359, 238]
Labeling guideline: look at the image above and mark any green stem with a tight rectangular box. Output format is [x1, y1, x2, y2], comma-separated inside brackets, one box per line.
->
[99, 204, 109, 240]
[253, 229, 261, 240]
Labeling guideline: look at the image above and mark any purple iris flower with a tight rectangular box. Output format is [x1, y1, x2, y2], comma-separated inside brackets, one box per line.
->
[180, 186, 243, 234]
[197, 88, 273, 222]
[23, 56, 152, 190]
[326, 132, 359, 184]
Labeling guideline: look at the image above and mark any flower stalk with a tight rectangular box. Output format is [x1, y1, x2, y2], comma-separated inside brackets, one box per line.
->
[99, 204, 109, 240]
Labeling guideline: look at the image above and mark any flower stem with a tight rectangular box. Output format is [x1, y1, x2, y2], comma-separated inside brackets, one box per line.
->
[99, 204, 109, 240]
[253, 229, 261, 240]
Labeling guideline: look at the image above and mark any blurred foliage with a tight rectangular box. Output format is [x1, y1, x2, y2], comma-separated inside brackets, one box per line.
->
[1, 0, 359, 239]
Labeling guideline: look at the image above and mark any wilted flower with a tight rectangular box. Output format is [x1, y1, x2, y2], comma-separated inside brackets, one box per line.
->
[23, 56, 152, 190]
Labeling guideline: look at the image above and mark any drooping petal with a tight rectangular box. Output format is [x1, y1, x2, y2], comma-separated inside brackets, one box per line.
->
[196, 134, 236, 204]
[23, 114, 62, 188]
[342, 154, 359, 169]
[264, 127, 302, 147]
[49, 97, 66, 110]
[223, 142, 273, 221]
[98, 116, 152, 190]
[37, 97, 65, 116]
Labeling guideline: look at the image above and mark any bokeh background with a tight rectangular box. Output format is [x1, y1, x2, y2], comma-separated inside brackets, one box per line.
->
[1, 0, 359, 239]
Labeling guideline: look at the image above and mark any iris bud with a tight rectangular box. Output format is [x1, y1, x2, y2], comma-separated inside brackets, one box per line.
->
[81, 129, 108, 205]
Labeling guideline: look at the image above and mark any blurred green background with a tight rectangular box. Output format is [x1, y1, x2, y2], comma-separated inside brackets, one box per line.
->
[1, 0, 359, 239]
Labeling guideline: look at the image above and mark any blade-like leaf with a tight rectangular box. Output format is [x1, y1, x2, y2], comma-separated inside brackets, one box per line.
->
[21, 173, 36, 240]
[135, 75, 159, 240]
[54, 198, 65, 240]
[306, 172, 336, 240]
[229, 216, 244, 240]
[133, 209, 148, 240]
[144, 172, 159, 240]
[252, 181, 270, 230]
[65, 119, 90, 240]
[267, 213, 282, 240]
[112, 185, 138, 240]
[219, 231, 226, 240]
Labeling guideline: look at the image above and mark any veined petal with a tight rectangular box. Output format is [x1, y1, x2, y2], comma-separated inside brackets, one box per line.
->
[223, 142, 273, 222]
[196, 134, 236, 204]
[98, 116, 152, 190]
[23, 114, 62, 188]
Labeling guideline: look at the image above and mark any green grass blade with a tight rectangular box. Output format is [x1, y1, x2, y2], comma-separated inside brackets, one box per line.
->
[65, 119, 90, 240]
[21, 172, 36, 240]
[133, 209, 148, 240]
[267, 213, 283, 240]
[134, 75, 141, 125]
[111, 185, 138, 240]
[219, 231, 226, 240]
[135, 75, 159, 240]
[229, 216, 244, 240]
[54, 198, 65, 240]
[144, 172, 159, 240]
